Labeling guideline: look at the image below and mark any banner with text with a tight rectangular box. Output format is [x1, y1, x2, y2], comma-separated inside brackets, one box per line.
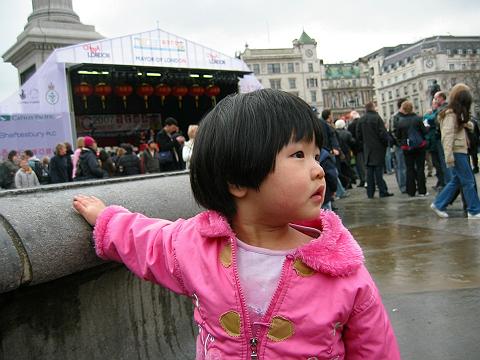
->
[0, 112, 73, 160]
[75, 113, 162, 136]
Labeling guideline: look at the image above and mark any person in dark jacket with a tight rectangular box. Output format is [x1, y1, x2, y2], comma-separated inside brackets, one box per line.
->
[49, 143, 71, 184]
[347, 111, 365, 187]
[395, 101, 428, 197]
[156, 118, 185, 172]
[0, 150, 19, 189]
[117, 145, 140, 176]
[356, 102, 393, 198]
[468, 116, 479, 173]
[335, 119, 356, 189]
[141, 140, 160, 173]
[99, 149, 116, 178]
[75, 136, 104, 181]
[319, 148, 338, 211]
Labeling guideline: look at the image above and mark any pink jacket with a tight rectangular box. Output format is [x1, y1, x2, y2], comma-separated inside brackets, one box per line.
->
[94, 207, 401, 360]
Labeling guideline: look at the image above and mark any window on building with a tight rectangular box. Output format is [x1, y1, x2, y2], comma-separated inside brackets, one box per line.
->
[458, 49, 463, 55]
[411, 69, 416, 77]
[381, 93, 385, 102]
[462, 63, 466, 70]
[447, 49, 452, 56]
[295, 63, 300, 72]
[387, 78, 391, 85]
[352, 79, 357, 87]
[394, 76, 398, 83]
[412, 83, 417, 92]
[402, 73, 407, 80]
[288, 78, 296, 89]
[395, 88, 400, 97]
[269, 79, 282, 89]
[381, 80, 384, 87]
[414, 98, 420, 111]
[472, 63, 477, 70]
[267, 63, 281, 74]
[467, 49, 473, 55]
[404, 86, 408, 95]
[308, 63, 314, 72]
[306, 78, 318, 88]
[251, 64, 260, 75]
[311, 91, 317, 102]
[449, 63, 455, 70]
[382, 106, 387, 116]
[388, 91, 392, 100]
[389, 104, 394, 116]
[451, 78, 457, 87]
[477, 49, 480, 55]
[287, 63, 294, 73]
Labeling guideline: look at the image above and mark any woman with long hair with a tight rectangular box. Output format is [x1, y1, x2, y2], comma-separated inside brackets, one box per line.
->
[431, 83, 480, 218]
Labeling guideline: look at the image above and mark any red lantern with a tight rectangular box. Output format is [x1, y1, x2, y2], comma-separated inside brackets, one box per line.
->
[172, 85, 189, 109]
[205, 85, 221, 106]
[114, 84, 133, 109]
[94, 83, 112, 110]
[188, 85, 205, 108]
[74, 82, 93, 110]
[155, 84, 172, 106]
[136, 83, 154, 109]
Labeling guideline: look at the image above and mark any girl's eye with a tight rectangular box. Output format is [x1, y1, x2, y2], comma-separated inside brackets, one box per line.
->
[292, 151, 304, 158]
[314, 154, 320, 162]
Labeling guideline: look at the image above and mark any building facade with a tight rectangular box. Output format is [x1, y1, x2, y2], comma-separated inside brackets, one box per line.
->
[320, 61, 374, 118]
[240, 31, 323, 110]
[362, 36, 480, 125]
[240, 33, 480, 123]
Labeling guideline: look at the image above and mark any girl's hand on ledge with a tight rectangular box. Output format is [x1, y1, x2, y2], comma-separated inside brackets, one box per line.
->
[73, 195, 106, 227]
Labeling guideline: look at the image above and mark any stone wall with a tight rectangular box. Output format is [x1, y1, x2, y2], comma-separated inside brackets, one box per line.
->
[0, 172, 200, 359]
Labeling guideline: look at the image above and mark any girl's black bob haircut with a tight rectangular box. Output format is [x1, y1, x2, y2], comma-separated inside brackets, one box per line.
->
[190, 88, 324, 219]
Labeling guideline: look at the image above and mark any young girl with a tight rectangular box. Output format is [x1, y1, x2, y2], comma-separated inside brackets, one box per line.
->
[73, 89, 400, 359]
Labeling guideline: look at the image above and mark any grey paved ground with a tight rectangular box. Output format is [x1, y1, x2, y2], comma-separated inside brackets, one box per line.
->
[334, 172, 480, 360]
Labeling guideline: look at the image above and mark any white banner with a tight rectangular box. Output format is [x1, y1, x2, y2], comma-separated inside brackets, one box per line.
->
[0, 113, 72, 160]
[55, 28, 251, 72]
[0, 56, 72, 160]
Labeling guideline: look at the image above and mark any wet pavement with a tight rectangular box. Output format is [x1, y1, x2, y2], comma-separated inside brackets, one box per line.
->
[334, 172, 480, 360]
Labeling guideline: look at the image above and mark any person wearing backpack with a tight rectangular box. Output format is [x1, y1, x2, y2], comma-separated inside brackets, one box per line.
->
[394, 101, 428, 197]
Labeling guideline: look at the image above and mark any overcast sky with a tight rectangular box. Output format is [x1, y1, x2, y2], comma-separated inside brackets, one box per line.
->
[1, 0, 479, 100]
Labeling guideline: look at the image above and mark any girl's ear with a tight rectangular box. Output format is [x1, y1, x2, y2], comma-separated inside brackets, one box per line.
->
[228, 183, 248, 199]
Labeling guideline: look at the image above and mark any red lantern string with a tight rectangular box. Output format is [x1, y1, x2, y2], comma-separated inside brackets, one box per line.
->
[172, 85, 189, 109]
[205, 85, 220, 106]
[114, 84, 133, 109]
[136, 83, 154, 109]
[74, 82, 93, 110]
[188, 85, 205, 108]
[94, 83, 112, 110]
[155, 84, 172, 106]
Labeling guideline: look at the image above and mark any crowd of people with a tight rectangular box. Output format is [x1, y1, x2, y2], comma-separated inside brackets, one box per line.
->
[0, 117, 199, 190]
[317, 83, 480, 218]
[2, 86, 480, 218]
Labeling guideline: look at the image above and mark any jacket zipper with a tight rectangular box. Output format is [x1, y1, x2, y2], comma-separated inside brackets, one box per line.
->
[230, 239, 293, 360]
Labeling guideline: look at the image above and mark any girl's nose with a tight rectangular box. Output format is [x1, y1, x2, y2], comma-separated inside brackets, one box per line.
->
[312, 160, 325, 179]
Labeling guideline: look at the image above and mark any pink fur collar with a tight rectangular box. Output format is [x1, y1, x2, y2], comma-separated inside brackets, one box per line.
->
[195, 210, 364, 277]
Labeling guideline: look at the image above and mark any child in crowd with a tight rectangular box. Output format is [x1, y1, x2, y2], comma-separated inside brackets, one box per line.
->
[73, 89, 400, 359]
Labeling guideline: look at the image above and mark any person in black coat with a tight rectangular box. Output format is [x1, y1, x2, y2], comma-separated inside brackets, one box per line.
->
[395, 101, 428, 197]
[49, 143, 71, 184]
[117, 145, 141, 176]
[356, 102, 393, 198]
[347, 111, 366, 187]
[156, 117, 185, 172]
